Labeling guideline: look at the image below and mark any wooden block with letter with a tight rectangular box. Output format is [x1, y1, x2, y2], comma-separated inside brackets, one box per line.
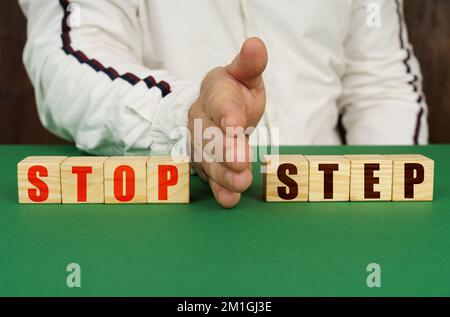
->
[61, 156, 108, 204]
[345, 155, 393, 201]
[305, 155, 350, 202]
[386, 154, 434, 201]
[263, 155, 309, 202]
[147, 156, 190, 203]
[104, 156, 148, 204]
[17, 156, 68, 204]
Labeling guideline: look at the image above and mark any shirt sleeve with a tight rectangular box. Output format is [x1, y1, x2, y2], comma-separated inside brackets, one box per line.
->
[19, 0, 200, 155]
[338, 0, 428, 145]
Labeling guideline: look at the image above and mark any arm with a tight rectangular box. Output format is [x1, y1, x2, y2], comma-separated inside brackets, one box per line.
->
[19, 0, 199, 155]
[20, 0, 269, 208]
[338, 0, 428, 145]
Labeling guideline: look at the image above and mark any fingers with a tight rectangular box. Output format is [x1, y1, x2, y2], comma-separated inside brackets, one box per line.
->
[203, 37, 268, 133]
[197, 103, 251, 172]
[221, 135, 252, 172]
[190, 107, 252, 201]
[203, 75, 247, 132]
[209, 179, 241, 209]
[203, 161, 253, 193]
[226, 37, 268, 91]
[189, 41, 268, 208]
[208, 98, 246, 133]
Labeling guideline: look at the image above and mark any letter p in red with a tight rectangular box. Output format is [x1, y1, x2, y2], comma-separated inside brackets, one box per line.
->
[158, 165, 179, 201]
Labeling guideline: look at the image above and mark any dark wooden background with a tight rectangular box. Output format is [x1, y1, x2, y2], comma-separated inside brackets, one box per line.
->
[1, 0, 449, 144]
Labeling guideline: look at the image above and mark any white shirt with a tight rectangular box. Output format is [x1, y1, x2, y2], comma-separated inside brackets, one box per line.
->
[19, 0, 428, 156]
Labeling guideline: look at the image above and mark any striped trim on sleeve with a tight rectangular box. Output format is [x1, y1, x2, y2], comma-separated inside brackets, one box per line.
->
[59, 0, 171, 97]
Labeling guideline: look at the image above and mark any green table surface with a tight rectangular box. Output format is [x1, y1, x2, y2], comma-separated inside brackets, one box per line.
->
[0, 145, 449, 297]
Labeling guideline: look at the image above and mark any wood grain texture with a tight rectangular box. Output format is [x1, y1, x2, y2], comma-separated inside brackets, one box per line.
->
[147, 156, 190, 204]
[404, 0, 450, 144]
[17, 156, 67, 203]
[1, 1, 449, 144]
[263, 155, 309, 202]
[104, 157, 148, 204]
[345, 155, 393, 202]
[305, 155, 350, 202]
[385, 154, 434, 201]
[61, 156, 108, 204]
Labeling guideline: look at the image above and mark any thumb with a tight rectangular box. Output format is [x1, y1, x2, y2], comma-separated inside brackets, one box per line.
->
[226, 37, 268, 90]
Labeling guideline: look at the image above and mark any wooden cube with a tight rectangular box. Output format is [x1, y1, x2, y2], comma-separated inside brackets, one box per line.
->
[263, 155, 309, 202]
[104, 157, 148, 204]
[61, 157, 108, 204]
[345, 155, 393, 201]
[147, 156, 190, 203]
[18, 156, 68, 204]
[305, 155, 350, 202]
[386, 154, 434, 201]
